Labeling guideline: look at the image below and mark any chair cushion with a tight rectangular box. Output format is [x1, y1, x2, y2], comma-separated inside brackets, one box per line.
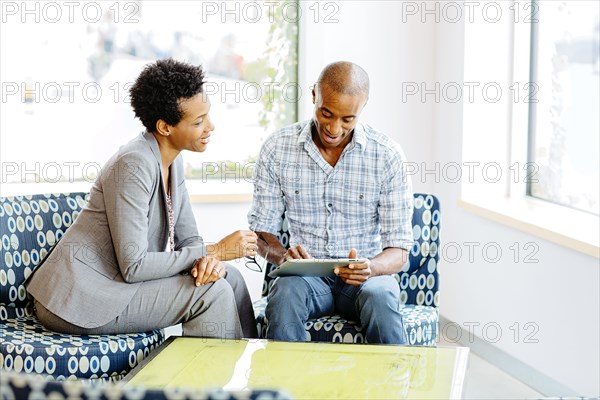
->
[253, 297, 438, 346]
[0, 314, 165, 382]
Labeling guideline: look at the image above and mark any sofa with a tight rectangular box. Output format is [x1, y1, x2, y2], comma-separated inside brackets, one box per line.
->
[253, 193, 441, 345]
[0, 192, 165, 382]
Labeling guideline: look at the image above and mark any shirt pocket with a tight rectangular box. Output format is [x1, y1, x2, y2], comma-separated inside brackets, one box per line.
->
[281, 179, 323, 216]
[339, 185, 380, 221]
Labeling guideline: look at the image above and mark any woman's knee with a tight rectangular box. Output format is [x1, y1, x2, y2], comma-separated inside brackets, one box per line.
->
[188, 278, 236, 316]
[183, 280, 242, 339]
[210, 277, 236, 298]
[224, 263, 243, 282]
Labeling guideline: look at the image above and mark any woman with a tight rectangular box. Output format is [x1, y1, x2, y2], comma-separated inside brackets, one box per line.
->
[26, 59, 259, 339]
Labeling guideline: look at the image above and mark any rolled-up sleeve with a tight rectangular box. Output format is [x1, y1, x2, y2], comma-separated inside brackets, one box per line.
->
[379, 148, 414, 251]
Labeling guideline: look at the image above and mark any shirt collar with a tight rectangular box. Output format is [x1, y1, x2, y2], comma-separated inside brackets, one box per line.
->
[297, 120, 367, 152]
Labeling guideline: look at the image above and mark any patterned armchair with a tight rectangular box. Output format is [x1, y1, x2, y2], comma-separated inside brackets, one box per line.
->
[253, 193, 440, 346]
[0, 193, 165, 382]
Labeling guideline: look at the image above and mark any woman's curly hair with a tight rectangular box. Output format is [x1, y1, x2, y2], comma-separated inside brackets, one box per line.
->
[130, 58, 206, 132]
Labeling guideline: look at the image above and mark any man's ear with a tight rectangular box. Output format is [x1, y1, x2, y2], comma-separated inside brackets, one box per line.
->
[155, 119, 171, 137]
[311, 86, 316, 104]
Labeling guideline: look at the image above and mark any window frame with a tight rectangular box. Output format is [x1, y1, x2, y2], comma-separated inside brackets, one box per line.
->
[461, 0, 599, 258]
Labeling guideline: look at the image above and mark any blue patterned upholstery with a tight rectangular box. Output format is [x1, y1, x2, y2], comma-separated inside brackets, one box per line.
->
[0, 193, 165, 382]
[253, 193, 440, 346]
[0, 370, 293, 399]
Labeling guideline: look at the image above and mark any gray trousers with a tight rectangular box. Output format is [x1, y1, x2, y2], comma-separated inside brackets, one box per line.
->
[34, 265, 258, 339]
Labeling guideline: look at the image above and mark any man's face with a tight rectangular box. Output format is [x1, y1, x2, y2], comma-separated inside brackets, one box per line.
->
[169, 93, 215, 153]
[312, 84, 368, 150]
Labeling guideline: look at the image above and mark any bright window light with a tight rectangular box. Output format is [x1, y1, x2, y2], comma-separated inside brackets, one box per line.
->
[0, 1, 298, 187]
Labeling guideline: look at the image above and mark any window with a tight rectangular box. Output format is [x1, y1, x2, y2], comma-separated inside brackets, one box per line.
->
[461, 0, 599, 256]
[0, 1, 298, 193]
[527, 0, 600, 215]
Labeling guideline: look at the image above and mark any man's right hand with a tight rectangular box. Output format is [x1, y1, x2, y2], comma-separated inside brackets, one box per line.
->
[283, 244, 312, 261]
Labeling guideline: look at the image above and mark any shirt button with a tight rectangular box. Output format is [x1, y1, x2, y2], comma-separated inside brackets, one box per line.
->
[327, 203, 332, 208]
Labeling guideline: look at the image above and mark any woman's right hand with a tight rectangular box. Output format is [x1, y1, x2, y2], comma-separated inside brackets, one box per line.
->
[207, 230, 258, 261]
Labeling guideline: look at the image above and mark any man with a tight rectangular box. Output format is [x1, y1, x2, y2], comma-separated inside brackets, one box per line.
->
[248, 61, 413, 344]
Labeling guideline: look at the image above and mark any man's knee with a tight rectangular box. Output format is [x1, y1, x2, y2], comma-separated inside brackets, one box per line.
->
[361, 276, 399, 295]
[268, 276, 309, 299]
[357, 276, 400, 307]
[266, 277, 310, 319]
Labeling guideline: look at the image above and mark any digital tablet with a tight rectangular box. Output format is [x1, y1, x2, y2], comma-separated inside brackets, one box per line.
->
[268, 258, 368, 278]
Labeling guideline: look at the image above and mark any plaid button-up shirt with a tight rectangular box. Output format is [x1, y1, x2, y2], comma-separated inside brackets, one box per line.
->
[248, 120, 414, 259]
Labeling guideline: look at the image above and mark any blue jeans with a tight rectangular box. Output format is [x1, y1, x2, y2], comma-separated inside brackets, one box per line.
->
[265, 275, 407, 344]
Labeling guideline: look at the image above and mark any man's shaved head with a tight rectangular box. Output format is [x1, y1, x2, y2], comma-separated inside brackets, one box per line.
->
[316, 61, 370, 97]
[310, 61, 369, 152]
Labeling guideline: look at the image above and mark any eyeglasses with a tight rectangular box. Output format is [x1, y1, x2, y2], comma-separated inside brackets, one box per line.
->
[245, 234, 270, 273]
[245, 246, 270, 273]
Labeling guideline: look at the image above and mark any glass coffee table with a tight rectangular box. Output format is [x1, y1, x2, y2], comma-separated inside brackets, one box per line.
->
[122, 337, 469, 399]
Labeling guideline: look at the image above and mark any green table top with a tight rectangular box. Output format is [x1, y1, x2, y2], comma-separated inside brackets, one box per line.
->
[124, 337, 469, 399]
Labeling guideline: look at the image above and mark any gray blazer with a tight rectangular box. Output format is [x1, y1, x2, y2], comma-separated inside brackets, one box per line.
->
[27, 132, 207, 328]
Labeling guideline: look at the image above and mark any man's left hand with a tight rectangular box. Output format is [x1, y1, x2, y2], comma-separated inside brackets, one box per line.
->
[334, 248, 371, 286]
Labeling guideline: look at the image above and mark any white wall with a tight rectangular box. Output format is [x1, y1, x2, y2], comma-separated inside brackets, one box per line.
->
[194, 1, 599, 396]
[190, 202, 263, 301]
[298, 1, 437, 194]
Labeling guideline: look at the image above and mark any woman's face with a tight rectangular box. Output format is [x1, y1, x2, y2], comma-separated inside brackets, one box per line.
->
[168, 93, 215, 153]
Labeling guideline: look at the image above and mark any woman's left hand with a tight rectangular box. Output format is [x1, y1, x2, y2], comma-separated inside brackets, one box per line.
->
[208, 230, 258, 261]
[191, 256, 226, 286]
